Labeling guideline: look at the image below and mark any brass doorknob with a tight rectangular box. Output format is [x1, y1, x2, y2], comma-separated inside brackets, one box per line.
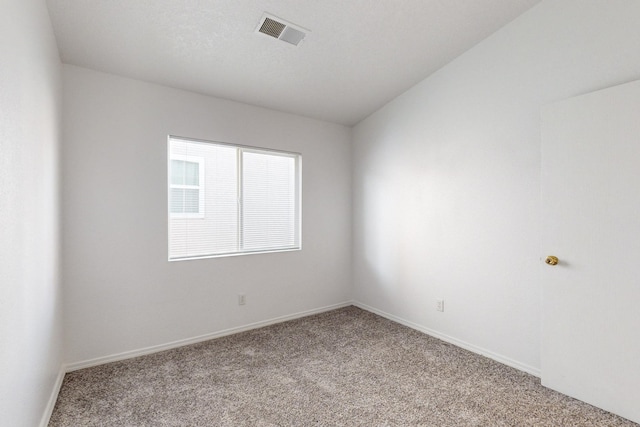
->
[545, 256, 559, 266]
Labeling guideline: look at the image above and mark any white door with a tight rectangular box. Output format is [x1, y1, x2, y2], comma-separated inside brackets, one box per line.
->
[541, 80, 640, 424]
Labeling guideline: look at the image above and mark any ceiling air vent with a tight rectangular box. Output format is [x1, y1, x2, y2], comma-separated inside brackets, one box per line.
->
[256, 14, 308, 46]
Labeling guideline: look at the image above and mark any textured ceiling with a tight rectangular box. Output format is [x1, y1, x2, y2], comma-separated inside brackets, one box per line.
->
[46, 0, 541, 125]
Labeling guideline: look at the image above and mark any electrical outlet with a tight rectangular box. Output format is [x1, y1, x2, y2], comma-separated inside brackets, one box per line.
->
[436, 298, 445, 312]
[238, 294, 246, 305]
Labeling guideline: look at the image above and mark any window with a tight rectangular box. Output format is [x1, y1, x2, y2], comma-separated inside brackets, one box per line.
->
[169, 155, 204, 218]
[168, 136, 301, 260]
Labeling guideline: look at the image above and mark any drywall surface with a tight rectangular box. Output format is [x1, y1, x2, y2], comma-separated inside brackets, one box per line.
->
[352, 0, 640, 372]
[61, 65, 352, 364]
[0, 0, 63, 426]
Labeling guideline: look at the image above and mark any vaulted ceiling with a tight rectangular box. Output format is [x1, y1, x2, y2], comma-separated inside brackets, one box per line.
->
[46, 0, 541, 125]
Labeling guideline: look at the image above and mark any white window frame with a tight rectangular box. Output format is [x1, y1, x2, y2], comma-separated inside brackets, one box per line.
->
[169, 154, 205, 219]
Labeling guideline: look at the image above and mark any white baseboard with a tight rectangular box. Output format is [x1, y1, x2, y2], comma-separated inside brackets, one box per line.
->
[39, 365, 66, 427]
[66, 301, 353, 372]
[42, 298, 538, 427]
[353, 301, 541, 378]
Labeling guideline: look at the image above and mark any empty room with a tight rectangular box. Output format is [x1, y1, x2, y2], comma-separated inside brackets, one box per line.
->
[2, 0, 640, 426]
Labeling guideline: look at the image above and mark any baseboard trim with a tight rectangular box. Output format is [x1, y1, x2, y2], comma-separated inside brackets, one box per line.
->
[39, 365, 66, 427]
[353, 301, 541, 378]
[44, 298, 538, 427]
[66, 301, 353, 372]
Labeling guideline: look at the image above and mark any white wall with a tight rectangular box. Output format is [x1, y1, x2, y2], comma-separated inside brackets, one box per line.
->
[352, 0, 640, 373]
[0, 0, 63, 426]
[61, 65, 352, 364]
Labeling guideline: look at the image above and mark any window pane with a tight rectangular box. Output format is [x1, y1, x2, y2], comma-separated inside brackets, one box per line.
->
[242, 152, 298, 251]
[184, 162, 199, 186]
[169, 138, 238, 259]
[170, 188, 185, 213]
[171, 159, 199, 186]
[182, 189, 199, 213]
[171, 160, 185, 185]
[170, 188, 200, 213]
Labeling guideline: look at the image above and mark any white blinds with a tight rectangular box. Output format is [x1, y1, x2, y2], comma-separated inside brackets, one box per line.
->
[242, 151, 298, 251]
[168, 136, 301, 260]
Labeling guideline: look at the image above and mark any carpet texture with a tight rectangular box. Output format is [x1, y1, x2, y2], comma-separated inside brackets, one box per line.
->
[49, 306, 637, 426]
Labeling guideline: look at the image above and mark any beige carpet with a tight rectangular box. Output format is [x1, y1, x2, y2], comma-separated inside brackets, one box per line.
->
[49, 306, 637, 426]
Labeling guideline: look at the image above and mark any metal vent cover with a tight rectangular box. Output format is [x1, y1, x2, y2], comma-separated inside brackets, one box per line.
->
[256, 14, 308, 46]
[259, 17, 286, 38]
